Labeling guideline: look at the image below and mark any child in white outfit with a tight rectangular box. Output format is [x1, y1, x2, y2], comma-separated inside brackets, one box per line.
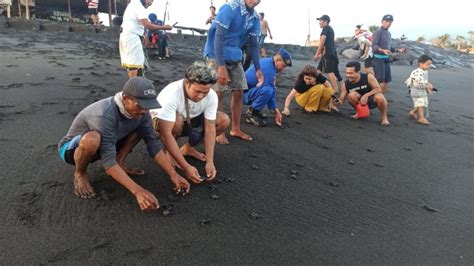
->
[406, 55, 434, 125]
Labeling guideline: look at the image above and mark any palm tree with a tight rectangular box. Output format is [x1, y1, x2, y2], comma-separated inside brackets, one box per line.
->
[416, 36, 426, 43]
[369, 25, 378, 33]
[432, 34, 451, 48]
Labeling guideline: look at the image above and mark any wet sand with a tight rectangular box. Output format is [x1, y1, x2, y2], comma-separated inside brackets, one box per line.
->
[0, 28, 473, 264]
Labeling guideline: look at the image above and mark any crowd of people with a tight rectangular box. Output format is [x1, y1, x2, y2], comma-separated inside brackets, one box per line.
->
[59, 0, 435, 211]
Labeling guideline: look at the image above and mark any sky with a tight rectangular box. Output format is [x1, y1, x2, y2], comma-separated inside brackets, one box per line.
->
[115, 0, 473, 46]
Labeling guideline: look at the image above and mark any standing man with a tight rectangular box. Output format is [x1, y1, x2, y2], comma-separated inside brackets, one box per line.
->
[58, 77, 190, 211]
[336, 61, 390, 126]
[151, 62, 230, 183]
[314, 14, 342, 94]
[119, 0, 172, 79]
[205, 5, 217, 25]
[86, 0, 100, 26]
[203, 0, 264, 144]
[258, 12, 273, 57]
[371, 14, 407, 93]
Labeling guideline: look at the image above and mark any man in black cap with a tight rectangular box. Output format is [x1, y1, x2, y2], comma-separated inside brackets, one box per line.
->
[372, 14, 407, 93]
[314, 14, 341, 94]
[58, 77, 190, 211]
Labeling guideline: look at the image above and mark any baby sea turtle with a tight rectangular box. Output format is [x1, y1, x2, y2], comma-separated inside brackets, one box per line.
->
[198, 219, 211, 226]
[423, 205, 438, 212]
[208, 184, 218, 191]
[210, 194, 220, 200]
[251, 165, 258, 170]
[404, 147, 413, 151]
[290, 174, 297, 180]
[225, 177, 235, 183]
[290, 170, 298, 175]
[250, 153, 259, 158]
[374, 163, 384, 168]
[329, 181, 340, 187]
[367, 148, 375, 153]
[249, 211, 262, 219]
[348, 160, 355, 165]
[296, 162, 304, 167]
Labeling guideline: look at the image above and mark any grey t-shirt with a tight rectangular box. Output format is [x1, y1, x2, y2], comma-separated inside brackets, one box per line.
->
[372, 27, 393, 55]
[58, 97, 162, 169]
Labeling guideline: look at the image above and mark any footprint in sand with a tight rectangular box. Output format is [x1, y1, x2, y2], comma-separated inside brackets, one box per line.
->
[7, 83, 24, 89]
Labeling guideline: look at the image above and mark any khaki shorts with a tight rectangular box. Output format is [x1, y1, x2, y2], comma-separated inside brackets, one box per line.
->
[206, 59, 248, 92]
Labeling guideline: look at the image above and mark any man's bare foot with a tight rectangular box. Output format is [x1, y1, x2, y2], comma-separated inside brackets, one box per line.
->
[409, 110, 417, 120]
[216, 134, 229, 145]
[381, 120, 391, 126]
[351, 114, 360, 119]
[229, 129, 253, 141]
[180, 144, 206, 161]
[73, 175, 96, 199]
[418, 118, 430, 125]
[119, 163, 145, 176]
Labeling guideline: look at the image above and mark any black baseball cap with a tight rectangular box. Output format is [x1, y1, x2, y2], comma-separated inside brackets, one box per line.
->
[317, 15, 330, 22]
[122, 77, 160, 109]
[382, 14, 394, 21]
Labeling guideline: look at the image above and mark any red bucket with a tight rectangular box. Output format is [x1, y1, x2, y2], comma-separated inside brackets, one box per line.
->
[356, 103, 370, 118]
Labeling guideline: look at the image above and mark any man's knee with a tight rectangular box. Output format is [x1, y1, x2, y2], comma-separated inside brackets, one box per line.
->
[374, 93, 387, 105]
[348, 91, 360, 103]
[216, 111, 230, 132]
[79, 131, 101, 151]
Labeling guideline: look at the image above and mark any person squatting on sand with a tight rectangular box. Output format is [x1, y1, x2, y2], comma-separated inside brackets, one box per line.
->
[337, 61, 390, 126]
[119, 0, 172, 79]
[406, 55, 435, 125]
[282, 64, 334, 116]
[314, 14, 343, 94]
[58, 78, 190, 211]
[371, 14, 407, 93]
[151, 62, 230, 184]
[203, 0, 264, 144]
[243, 48, 292, 127]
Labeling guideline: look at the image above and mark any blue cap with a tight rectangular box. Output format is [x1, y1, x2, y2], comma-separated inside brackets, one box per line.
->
[382, 14, 393, 21]
[277, 48, 292, 67]
[149, 13, 158, 23]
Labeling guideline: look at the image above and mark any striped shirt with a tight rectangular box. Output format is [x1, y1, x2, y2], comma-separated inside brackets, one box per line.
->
[87, 0, 99, 9]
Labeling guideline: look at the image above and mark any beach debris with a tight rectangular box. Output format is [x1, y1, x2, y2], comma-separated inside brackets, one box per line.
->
[290, 174, 298, 180]
[348, 160, 355, 165]
[251, 165, 258, 170]
[374, 163, 384, 168]
[208, 184, 218, 191]
[249, 211, 262, 219]
[210, 194, 220, 200]
[225, 177, 235, 183]
[96, 190, 112, 201]
[161, 204, 174, 216]
[290, 170, 298, 175]
[329, 181, 340, 187]
[415, 141, 424, 145]
[423, 205, 438, 212]
[404, 147, 413, 151]
[250, 153, 259, 158]
[72, 77, 81, 81]
[198, 219, 211, 226]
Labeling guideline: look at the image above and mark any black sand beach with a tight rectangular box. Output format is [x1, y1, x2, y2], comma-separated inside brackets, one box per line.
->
[1, 27, 473, 264]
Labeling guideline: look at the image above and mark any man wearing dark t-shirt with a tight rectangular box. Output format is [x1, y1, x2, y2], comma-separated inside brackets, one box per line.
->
[337, 61, 390, 126]
[313, 14, 342, 93]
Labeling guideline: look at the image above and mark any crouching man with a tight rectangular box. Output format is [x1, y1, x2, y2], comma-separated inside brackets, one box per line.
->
[151, 62, 230, 183]
[58, 77, 190, 211]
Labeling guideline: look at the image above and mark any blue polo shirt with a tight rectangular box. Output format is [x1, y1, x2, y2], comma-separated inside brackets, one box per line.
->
[245, 57, 277, 110]
[203, 0, 260, 62]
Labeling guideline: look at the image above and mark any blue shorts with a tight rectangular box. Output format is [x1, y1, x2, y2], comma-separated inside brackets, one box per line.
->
[372, 57, 392, 83]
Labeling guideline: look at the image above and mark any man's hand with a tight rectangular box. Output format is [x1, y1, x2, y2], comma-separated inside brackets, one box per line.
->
[134, 189, 159, 211]
[184, 164, 202, 184]
[336, 97, 344, 106]
[205, 161, 217, 180]
[380, 49, 391, 55]
[162, 24, 173, 31]
[360, 95, 368, 105]
[398, 48, 407, 53]
[269, 34, 273, 40]
[217, 66, 229, 86]
[313, 53, 322, 61]
[427, 83, 433, 95]
[274, 109, 282, 126]
[170, 172, 191, 195]
[256, 69, 264, 87]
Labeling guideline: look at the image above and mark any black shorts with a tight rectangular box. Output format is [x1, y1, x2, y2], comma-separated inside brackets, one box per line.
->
[372, 57, 392, 83]
[317, 54, 339, 74]
[367, 95, 378, 109]
[88, 8, 98, 15]
[364, 56, 372, 68]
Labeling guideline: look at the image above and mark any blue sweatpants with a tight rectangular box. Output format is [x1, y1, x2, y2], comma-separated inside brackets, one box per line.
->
[243, 86, 276, 112]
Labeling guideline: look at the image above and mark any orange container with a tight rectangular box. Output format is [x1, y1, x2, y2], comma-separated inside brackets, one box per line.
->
[356, 103, 370, 118]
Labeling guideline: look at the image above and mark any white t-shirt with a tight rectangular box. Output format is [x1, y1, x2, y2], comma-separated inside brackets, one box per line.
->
[121, 0, 148, 36]
[150, 79, 218, 122]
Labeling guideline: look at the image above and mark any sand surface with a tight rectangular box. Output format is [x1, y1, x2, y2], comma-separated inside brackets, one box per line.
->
[1, 29, 473, 264]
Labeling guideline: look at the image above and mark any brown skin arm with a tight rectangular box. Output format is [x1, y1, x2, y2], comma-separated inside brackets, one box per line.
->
[337, 81, 348, 105]
[283, 88, 297, 115]
[140, 19, 172, 31]
[153, 150, 190, 195]
[158, 119, 202, 183]
[360, 74, 383, 104]
[204, 119, 217, 180]
[314, 35, 327, 60]
[106, 164, 159, 211]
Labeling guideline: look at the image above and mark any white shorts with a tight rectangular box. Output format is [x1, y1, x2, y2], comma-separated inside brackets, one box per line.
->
[119, 33, 145, 69]
[412, 96, 429, 108]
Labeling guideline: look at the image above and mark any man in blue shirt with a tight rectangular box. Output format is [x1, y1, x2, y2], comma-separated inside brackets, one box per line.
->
[244, 48, 292, 127]
[203, 0, 264, 144]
